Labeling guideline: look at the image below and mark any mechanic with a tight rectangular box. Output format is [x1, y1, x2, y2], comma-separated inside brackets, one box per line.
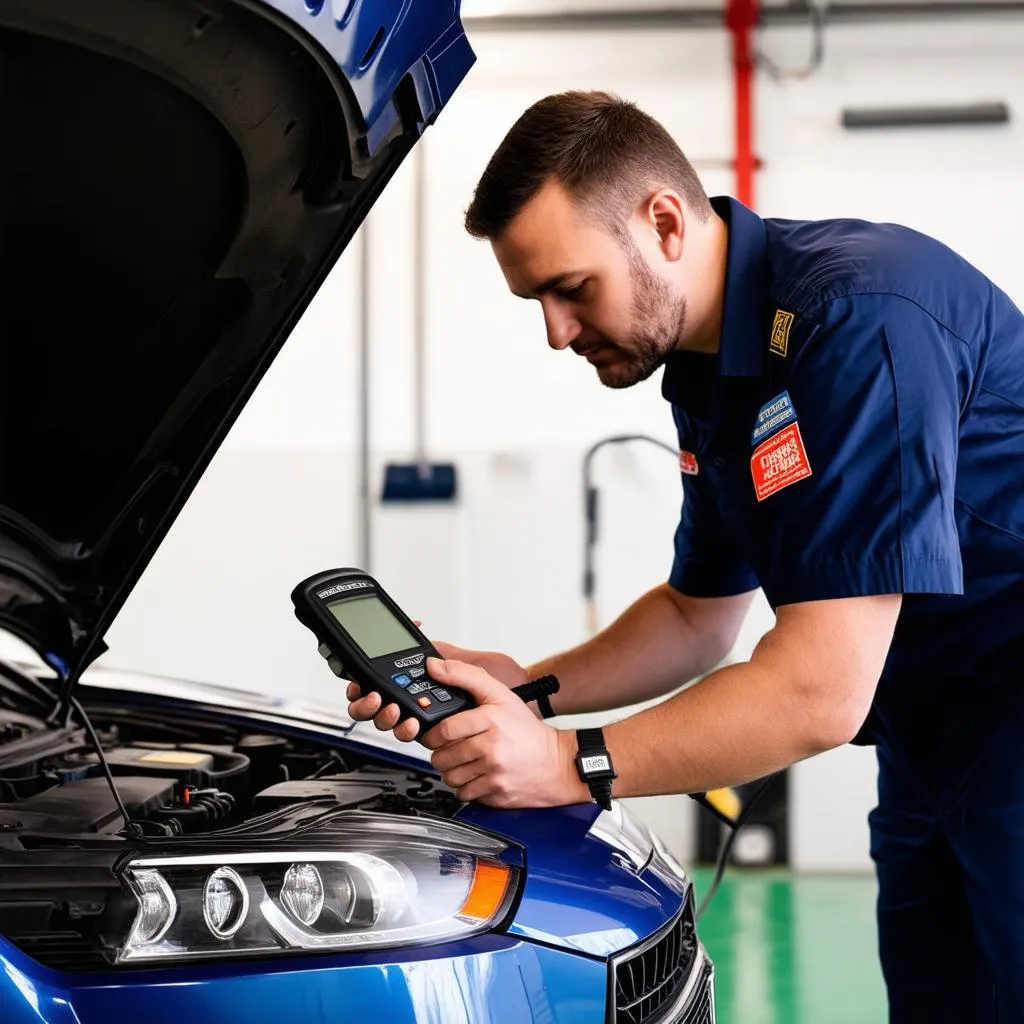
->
[347, 91, 1024, 1021]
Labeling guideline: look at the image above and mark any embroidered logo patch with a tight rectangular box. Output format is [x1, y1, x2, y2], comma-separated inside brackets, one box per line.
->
[751, 423, 812, 501]
[679, 450, 699, 475]
[752, 390, 797, 444]
[769, 309, 795, 357]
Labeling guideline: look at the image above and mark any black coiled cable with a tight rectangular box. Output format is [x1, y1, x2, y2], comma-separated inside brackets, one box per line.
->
[511, 674, 560, 718]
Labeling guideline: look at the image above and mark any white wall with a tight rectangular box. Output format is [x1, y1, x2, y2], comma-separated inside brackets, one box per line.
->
[99, 12, 1024, 870]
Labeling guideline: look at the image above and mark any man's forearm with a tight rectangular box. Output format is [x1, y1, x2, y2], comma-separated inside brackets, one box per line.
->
[550, 656, 840, 809]
[560, 603, 882, 798]
[527, 584, 755, 716]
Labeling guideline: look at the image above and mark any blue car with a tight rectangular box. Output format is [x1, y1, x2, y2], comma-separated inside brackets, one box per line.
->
[0, 1, 715, 1021]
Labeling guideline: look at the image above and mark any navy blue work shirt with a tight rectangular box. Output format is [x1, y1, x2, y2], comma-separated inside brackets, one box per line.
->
[664, 196, 1024, 767]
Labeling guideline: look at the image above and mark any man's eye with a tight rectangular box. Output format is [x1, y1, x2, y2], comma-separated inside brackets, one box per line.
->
[559, 282, 586, 300]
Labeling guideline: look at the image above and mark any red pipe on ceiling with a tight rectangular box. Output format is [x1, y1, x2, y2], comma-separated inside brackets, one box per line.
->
[725, 0, 760, 208]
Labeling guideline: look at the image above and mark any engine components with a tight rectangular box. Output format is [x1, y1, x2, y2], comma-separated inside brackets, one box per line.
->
[61, 744, 249, 799]
[0, 776, 174, 833]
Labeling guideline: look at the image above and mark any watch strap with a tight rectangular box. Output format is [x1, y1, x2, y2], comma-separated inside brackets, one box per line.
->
[575, 727, 616, 810]
[577, 728, 606, 757]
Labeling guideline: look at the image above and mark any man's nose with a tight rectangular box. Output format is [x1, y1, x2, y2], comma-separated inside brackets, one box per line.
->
[543, 303, 581, 351]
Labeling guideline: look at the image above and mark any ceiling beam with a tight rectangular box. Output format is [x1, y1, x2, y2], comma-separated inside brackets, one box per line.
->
[464, 3, 1024, 33]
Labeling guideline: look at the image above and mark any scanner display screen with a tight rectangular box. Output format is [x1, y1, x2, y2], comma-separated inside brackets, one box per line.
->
[326, 595, 419, 659]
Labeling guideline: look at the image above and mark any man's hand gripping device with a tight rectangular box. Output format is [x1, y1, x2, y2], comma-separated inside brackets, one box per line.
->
[292, 569, 559, 742]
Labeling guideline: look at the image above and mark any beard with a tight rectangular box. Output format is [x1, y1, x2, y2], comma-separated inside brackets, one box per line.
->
[591, 239, 687, 389]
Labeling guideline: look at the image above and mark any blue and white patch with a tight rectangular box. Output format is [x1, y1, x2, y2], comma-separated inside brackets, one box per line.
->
[752, 391, 797, 444]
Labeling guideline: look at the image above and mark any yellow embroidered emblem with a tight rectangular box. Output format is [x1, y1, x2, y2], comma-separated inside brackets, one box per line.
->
[770, 309, 794, 357]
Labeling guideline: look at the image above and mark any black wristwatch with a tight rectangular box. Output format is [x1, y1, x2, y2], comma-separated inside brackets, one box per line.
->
[574, 728, 617, 810]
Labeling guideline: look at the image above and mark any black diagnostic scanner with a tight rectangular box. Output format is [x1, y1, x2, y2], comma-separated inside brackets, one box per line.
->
[291, 568, 474, 735]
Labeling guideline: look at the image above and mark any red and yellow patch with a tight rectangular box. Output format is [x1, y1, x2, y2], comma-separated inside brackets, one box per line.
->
[679, 450, 699, 475]
[750, 423, 811, 501]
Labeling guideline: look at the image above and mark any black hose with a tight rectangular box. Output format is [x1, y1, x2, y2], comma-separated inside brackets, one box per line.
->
[695, 776, 775, 919]
[70, 698, 142, 838]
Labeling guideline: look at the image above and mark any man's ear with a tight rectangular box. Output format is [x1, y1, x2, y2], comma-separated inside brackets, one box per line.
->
[644, 189, 685, 262]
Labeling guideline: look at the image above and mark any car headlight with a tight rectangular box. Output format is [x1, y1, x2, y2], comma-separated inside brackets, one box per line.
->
[116, 811, 519, 963]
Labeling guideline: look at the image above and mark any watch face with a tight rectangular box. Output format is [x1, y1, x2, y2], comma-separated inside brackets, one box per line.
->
[580, 754, 612, 774]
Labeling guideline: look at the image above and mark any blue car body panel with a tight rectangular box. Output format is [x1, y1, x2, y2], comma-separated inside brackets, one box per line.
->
[457, 804, 686, 956]
[0, 933, 608, 1024]
[259, 0, 474, 150]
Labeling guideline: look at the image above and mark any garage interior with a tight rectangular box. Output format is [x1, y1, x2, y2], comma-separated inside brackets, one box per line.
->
[3, 1, 1021, 1020]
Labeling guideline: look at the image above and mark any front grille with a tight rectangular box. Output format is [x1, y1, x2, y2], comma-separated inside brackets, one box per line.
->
[611, 894, 699, 1024]
[680, 963, 714, 1024]
[9, 931, 109, 972]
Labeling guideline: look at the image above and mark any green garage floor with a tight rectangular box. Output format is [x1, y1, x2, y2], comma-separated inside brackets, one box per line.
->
[689, 869, 888, 1024]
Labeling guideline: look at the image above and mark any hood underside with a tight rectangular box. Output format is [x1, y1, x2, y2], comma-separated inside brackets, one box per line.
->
[0, 0, 468, 683]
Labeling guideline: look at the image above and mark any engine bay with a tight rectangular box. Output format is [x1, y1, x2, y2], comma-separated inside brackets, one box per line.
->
[0, 703, 460, 839]
[0, 697, 525, 974]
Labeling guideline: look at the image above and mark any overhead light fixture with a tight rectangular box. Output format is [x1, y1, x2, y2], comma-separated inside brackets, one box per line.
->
[842, 101, 1011, 129]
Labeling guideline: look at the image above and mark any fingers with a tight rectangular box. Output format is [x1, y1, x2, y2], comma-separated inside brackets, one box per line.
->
[368, 701, 421, 740]
[346, 684, 382, 721]
[430, 734, 487, 773]
[438, 759, 487, 790]
[429, 737, 494, 801]
[345, 683, 394, 726]
[371, 701, 402, 731]
[453, 775, 500, 805]
[427, 657, 508, 702]
[393, 717, 420, 743]
[420, 707, 492, 750]
[432, 640, 472, 661]
[346, 683, 419, 740]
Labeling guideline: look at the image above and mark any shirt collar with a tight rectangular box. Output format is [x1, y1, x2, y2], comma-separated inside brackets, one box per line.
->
[662, 195, 768, 405]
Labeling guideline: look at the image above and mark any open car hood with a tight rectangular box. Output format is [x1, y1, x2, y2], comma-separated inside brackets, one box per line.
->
[0, 0, 473, 689]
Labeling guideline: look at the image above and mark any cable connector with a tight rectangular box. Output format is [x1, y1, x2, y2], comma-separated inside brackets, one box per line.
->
[511, 675, 560, 719]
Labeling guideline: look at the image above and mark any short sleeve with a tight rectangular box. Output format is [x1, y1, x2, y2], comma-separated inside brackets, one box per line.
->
[669, 415, 760, 598]
[756, 294, 966, 607]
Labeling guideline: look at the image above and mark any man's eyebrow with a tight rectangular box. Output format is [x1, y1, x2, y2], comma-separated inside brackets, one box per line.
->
[511, 272, 580, 300]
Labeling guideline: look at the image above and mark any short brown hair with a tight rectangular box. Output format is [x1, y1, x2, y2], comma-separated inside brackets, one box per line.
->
[464, 90, 712, 241]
